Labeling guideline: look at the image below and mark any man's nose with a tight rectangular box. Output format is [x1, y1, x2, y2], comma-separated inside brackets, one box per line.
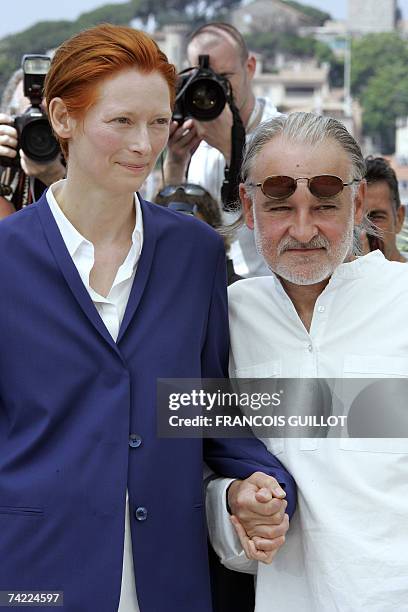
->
[287, 205, 318, 244]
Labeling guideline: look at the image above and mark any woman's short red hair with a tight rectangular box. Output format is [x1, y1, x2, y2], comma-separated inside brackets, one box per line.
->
[45, 23, 177, 158]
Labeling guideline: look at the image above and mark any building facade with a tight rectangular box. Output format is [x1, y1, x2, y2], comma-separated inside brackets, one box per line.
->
[348, 0, 397, 33]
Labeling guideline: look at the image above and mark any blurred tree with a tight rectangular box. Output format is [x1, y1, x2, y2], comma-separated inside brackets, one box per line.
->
[283, 0, 331, 25]
[351, 33, 408, 152]
[137, 0, 240, 22]
[351, 33, 408, 96]
[360, 63, 408, 153]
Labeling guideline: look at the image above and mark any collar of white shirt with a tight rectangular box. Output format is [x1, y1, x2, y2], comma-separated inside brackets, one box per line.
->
[269, 250, 386, 297]
[45, 179, 144, 302]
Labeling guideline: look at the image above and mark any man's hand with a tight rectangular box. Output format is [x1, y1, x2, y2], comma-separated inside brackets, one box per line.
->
[194, 105, 233, 163]
[20, 152, 65, 186]
[0, 196, 16, 219]
[0, 113, 18, 161]
[164, 119, 202, 183]
[227, 472, 289, 564]
[0, 113, 64, 186]
[230, 513, 289, 564]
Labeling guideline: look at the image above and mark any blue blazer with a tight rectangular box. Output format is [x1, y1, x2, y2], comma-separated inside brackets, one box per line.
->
[0, 193, 296, 611]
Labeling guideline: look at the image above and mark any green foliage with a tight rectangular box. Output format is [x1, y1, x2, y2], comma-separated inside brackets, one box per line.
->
[283, 0, 331, 25]
[134, 0, 240, 22]
[76, 2, 139, 27]
[351, 33, 408, 96]
[351, 33, 408, 152]
[360, 63, 408, 153]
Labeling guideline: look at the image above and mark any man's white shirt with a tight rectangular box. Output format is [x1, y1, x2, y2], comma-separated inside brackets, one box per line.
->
[207, 251, 408, 612]
[47, 182, 141, 612]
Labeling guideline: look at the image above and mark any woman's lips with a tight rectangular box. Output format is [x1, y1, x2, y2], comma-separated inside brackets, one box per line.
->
[118, 162, 148, 173]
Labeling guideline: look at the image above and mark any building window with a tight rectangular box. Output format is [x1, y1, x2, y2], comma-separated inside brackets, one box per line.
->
[285, 86, 315, 97]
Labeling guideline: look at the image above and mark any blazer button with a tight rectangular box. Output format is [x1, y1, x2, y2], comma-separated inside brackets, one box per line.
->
[135, 506, 148, 521]
[129, 434, 142, 448]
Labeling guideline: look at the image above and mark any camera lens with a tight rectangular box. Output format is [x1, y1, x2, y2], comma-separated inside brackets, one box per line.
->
[184, 77, 227, 121]
[191, 84, 218, 110]
[20, 119, 60, 162]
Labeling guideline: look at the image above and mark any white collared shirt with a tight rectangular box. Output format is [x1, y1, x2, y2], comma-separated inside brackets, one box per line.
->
[207, 251, 408, 612]
[47, 182, 142, 612]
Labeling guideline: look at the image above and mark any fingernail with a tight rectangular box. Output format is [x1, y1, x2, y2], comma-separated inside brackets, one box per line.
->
[274, 487, 286, 496]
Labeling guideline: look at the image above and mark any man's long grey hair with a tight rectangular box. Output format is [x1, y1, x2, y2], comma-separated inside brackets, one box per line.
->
[222, 112, 380, 254]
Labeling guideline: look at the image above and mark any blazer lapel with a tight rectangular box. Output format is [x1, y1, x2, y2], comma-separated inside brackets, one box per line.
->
[36, 192, 121, 355]
[117, 196, 158, 343]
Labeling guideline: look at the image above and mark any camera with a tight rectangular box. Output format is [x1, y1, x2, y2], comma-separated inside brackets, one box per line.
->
[0, 54, 60, 168]
[173, 55, 230, 124]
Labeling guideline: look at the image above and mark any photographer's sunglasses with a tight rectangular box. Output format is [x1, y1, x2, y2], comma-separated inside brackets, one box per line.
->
[247, 175, 360, 200]
[157, 184, 207, 198]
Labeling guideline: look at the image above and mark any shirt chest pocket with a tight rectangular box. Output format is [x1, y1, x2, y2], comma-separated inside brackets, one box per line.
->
[233, 360, 284, 455]
[339, 354, 408, 454]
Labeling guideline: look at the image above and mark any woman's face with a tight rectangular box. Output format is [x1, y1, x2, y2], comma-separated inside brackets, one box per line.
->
[67, 67, 172, 194]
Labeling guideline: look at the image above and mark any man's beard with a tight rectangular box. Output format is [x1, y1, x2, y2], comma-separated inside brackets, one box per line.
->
[254, 213, 355, 286]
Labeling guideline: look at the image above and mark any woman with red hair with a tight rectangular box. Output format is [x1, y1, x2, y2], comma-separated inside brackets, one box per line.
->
[0, 23, 295, 612]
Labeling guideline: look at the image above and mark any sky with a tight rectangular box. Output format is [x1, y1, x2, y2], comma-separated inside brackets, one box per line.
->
[1, 0, 408, 39]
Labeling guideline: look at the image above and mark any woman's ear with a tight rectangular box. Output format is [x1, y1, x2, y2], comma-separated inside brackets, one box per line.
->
[47, 97, 75, 140]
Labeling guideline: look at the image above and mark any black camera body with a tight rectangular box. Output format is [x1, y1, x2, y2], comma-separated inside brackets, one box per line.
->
[173, 55, 231, 124]
[1, 54, 60, 168]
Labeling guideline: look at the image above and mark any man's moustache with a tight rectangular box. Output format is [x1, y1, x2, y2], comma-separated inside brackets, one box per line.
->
[278, 236, 330, 254]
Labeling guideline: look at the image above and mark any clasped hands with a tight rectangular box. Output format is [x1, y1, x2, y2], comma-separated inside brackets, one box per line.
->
[227, 472, 289, 564]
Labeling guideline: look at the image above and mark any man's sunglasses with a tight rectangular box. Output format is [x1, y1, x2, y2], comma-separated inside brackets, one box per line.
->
[247, 175, 360, 200]
[157, 183, 207, 198]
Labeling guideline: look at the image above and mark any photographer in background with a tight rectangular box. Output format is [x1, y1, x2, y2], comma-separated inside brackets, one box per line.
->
[154, 182, 242, 285]
[363, 156, 406, 262]
[164, 22, 279, 278]
[0, 64, 65, 216]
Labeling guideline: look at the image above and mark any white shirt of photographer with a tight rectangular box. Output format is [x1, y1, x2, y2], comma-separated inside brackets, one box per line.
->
[207, 251, 408, 612]
[47, 181, 142, 612]
[187, 96, 279, 279]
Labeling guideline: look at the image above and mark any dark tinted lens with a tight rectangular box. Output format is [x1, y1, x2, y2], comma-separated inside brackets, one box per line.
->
[309, 175, 343, 198]
[262, 175, 296, 199]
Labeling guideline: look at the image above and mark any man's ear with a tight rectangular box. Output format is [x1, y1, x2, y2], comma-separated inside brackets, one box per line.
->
[354, 179, 367, 226]
[239, 182, 254, 229]
[48, 97, 75, 140]
[396, 204, 405, 233]
[246, 54, 256, 81]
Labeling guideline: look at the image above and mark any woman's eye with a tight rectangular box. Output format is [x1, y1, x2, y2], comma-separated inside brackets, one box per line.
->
[114, 117, 130, 125]
[154, 117, 171, 125]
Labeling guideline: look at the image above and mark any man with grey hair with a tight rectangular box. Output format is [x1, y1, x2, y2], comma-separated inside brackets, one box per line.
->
[207, 112, 408, 611]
